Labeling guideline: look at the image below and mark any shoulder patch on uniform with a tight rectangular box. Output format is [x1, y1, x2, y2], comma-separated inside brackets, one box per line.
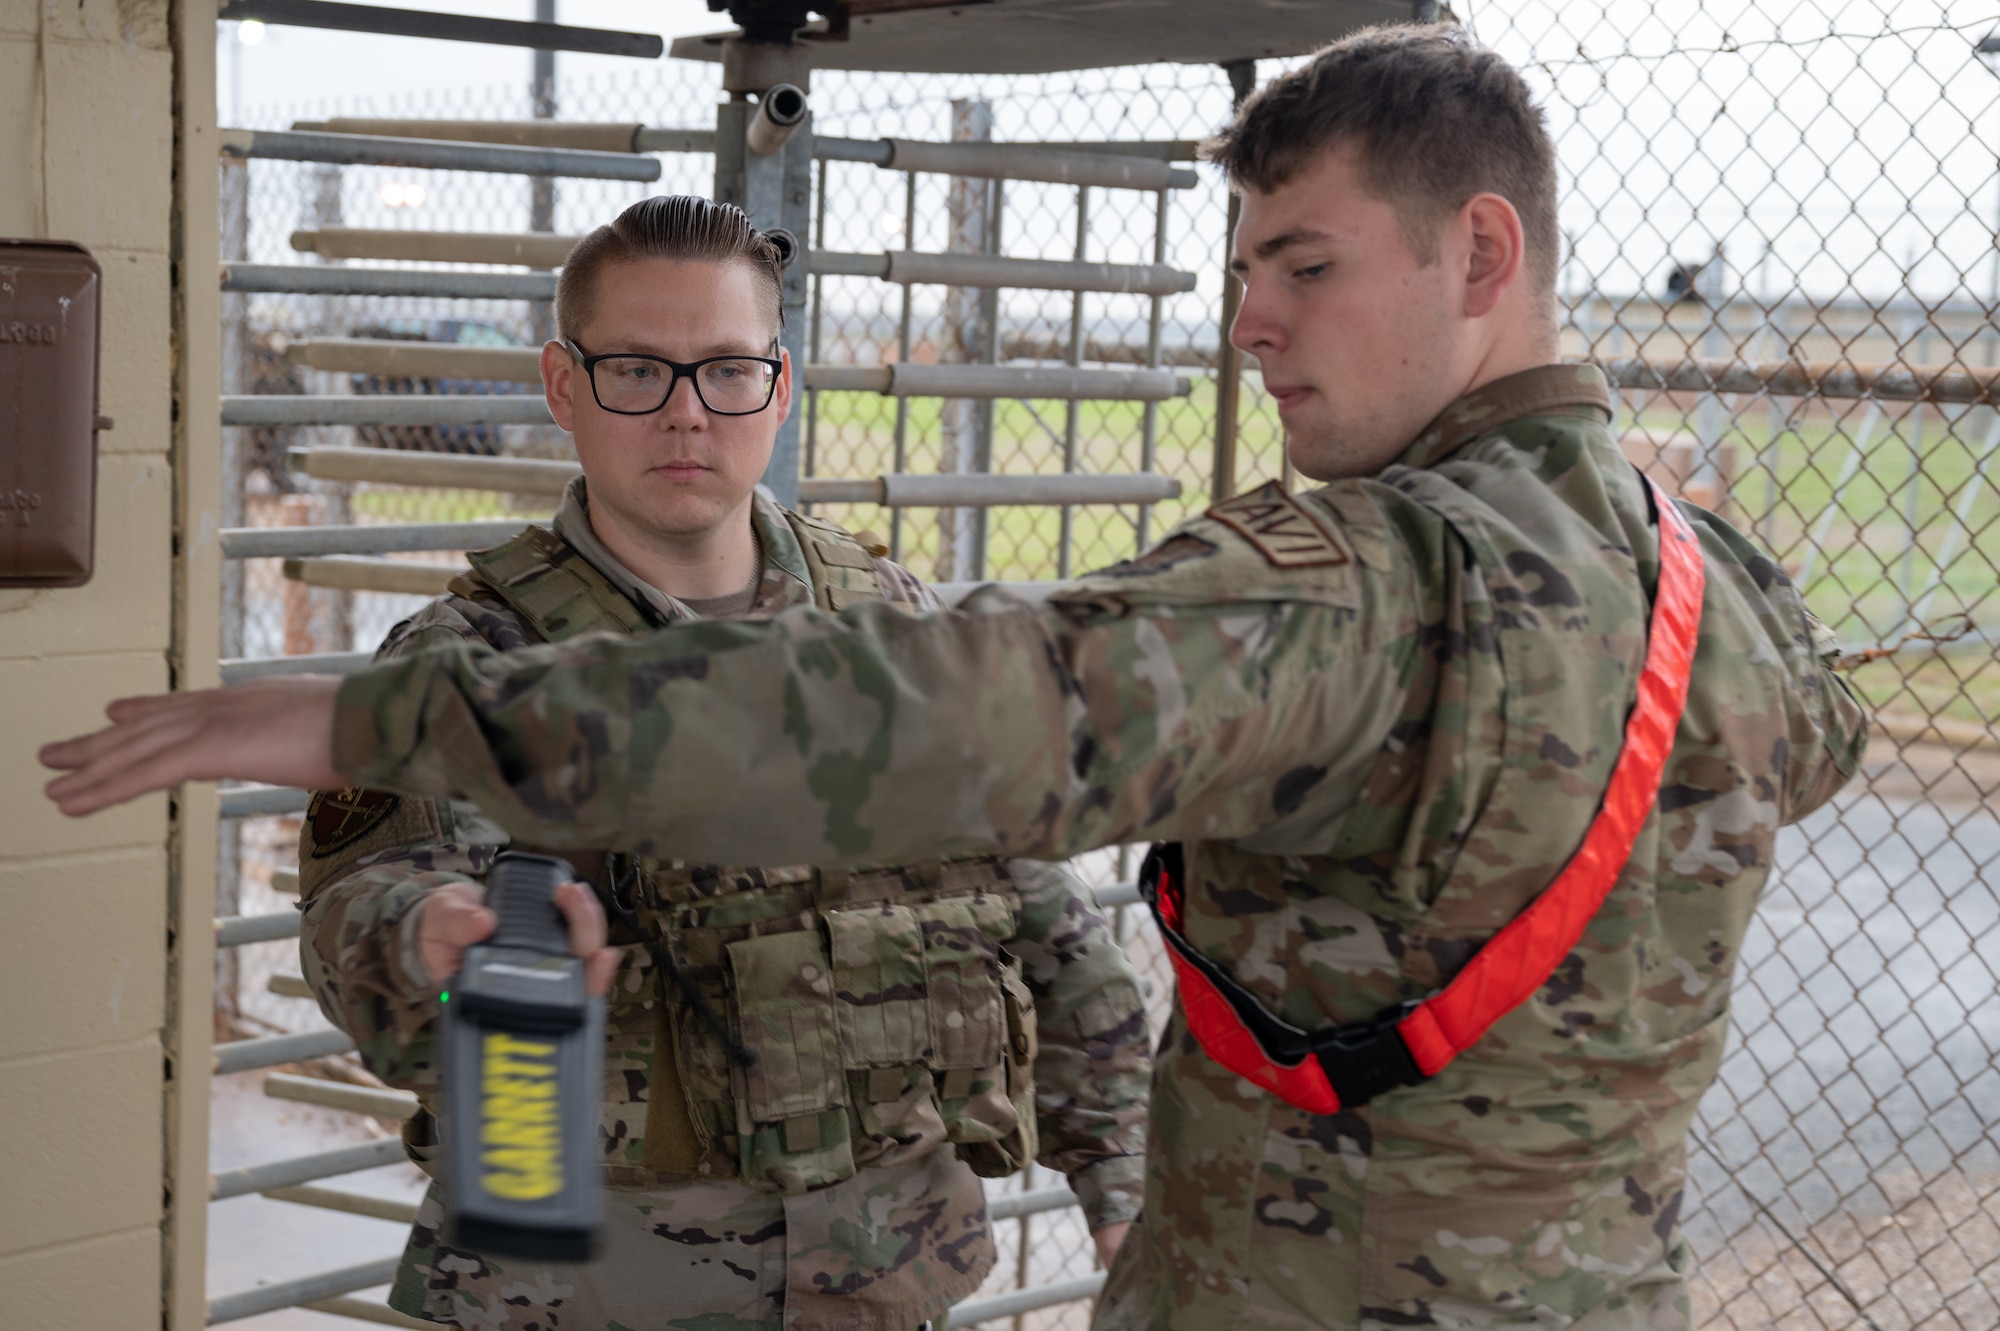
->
[1205, 481, 1351, 568]
[305, 787, 403, 858]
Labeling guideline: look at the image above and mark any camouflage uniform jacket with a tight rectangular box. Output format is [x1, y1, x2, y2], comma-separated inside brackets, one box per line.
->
[299, 481, 1150, 1331]
[331, 366, 1868, 1330]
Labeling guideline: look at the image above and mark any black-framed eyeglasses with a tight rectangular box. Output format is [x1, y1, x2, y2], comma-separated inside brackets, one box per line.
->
[563, 339, 783, 416]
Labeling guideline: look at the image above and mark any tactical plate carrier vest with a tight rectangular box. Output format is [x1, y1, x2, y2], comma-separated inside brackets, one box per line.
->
[449, 512, 1039, 1195]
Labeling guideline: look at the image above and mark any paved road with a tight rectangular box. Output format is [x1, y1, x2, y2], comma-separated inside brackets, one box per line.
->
[1690, 779, 2000, 1241]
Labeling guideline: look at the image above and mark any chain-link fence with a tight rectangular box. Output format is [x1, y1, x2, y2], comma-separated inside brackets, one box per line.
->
[215, 6, 1999, 1327]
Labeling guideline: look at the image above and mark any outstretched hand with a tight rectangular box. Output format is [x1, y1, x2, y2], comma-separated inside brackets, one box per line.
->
[40, 676, 348, 817]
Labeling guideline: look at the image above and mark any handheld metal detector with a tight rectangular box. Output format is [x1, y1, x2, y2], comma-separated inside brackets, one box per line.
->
[442, 851, 604, 1262]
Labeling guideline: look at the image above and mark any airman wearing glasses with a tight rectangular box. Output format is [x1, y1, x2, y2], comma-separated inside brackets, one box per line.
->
[282, 196, 1150, 1331]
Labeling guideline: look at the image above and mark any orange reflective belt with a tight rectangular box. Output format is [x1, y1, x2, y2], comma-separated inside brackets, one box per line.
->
[1142, 478, 1707, 1115]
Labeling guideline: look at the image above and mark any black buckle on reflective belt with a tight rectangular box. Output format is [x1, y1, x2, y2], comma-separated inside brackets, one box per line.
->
[1141, 842, 1430, 1112]
[1307, 1000, 1426, 1110]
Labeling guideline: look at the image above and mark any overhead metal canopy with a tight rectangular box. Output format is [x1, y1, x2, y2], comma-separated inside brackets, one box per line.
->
[670, 0, 1410, 76]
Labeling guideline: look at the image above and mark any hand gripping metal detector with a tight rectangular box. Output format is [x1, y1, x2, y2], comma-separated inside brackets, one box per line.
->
[443, 852, 604, 1262]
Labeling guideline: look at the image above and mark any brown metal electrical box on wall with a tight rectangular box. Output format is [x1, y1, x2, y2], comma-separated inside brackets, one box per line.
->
[1, 239, 109, 587]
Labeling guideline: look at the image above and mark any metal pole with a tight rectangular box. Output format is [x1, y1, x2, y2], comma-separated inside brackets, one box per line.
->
[716, 46, 815, 508]
[1896, 320, 1933, 629]
[216, 155, 250, 1027]
[974, 177, 1003, 578]
[219, 127, 659, 180]
[1137, 185, 1168, 551]
[528, 0, 557, 345]
[804, 156, 828, 498]
[891, 170, 916, 561]
[1211, 59, 1255, 503]
[939, 98, 994, 583]
[1060, 185, 1089, 578]
[1692, 245, 1727, 500]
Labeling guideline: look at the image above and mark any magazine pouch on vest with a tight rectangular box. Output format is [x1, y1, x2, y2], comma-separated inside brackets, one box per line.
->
[785, 508, 890, 612]
[654, 863, 1034, 1194]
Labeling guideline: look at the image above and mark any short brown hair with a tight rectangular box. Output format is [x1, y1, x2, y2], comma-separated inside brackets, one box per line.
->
[1207, 25, 1559, 290]
[556, 195, 786, 342]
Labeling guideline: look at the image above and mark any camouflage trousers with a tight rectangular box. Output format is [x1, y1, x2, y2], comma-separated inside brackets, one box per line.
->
[388, 1150, 994, 1331]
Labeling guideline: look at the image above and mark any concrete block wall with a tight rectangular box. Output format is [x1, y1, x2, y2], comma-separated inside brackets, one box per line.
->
[0, 0, 218, 1324]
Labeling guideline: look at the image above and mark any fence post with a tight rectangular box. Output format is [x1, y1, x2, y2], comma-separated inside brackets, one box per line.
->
[1693, 244, 1727, 499]
[527, 0, 558, 345]
[1060, 185, 1089, 577]
[890, 170, 917, 561]
[1211, 59, 1256, 504]
[717, 39, 814, 507]
[939, 98, 994, 582]
[1136, 186, 1168, 551]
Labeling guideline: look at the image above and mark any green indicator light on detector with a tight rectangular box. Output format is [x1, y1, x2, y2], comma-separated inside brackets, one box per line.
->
[439, 991, 450, 1003]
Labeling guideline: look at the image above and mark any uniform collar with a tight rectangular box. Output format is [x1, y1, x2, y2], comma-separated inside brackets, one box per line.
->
[1396, 363, 1612, 471]
[549, 477, 815, 625]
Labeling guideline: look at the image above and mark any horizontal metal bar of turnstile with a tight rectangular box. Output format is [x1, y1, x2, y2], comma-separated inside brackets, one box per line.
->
[222, 650, 373, 683]
[884, 363, 1189, 399]
[290, 226, 578, 268]
[943, 1273, 1109, 1328]
[984, 1186, 1080, 1222]
[216, 911, 301, 947]
[1091, 880, 1142, 909]
[219, 128, 661, 181]
[221, 262, 557, 300]
[818, 249, 1196, 295]
[286, 555, 466, 596]
[278, 554, 1065, 604]
[268, 972, 313, 999]
[272, 868, 302, 894]
[1594, 355, 2000, 405]
[223, 519, 535, 559]
[878, 472, 1181, 506]
[218, 784, 311, 817]
[205, 1256, 403, 1325]
[211, 1137, 404, 1200]
[265, 1184, 422, 1226]
[265, 1072, 419, 1119]
[747, 83, 808, 157]
[292, 443, 574, 489]
[218, 0, 662, 57]
[301, 1295, 432, 1329]
[285, 446, 1180, 507]
[215, 1026, 357, 1075]
[223, 394, 550, 427]
[293, 119, 714, 154]
[817, 135, 1196, 190]
[284, 229, 1196, 295]
[228, 369, 1184, 427]
[283, 118, 1188, 168]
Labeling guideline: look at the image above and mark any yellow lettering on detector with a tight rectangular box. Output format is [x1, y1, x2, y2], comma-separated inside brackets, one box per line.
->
[479, 1032, 562, 1200]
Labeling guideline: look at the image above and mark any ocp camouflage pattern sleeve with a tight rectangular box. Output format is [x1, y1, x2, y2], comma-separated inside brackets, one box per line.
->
[1004, 858, 1150, 1230]
[297, 593, 519, 1092]
[331, 488, 1420, 868]
[1653, 503, 1866, 827]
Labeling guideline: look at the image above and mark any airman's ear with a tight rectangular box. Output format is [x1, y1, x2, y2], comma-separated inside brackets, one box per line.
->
[542, 340, 578, 433]
[1459, 192, 1526, 321]
[770, 347, 794, 427]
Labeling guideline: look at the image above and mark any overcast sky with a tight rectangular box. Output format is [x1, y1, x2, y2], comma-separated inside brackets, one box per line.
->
[221, 1, 2000, 305]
